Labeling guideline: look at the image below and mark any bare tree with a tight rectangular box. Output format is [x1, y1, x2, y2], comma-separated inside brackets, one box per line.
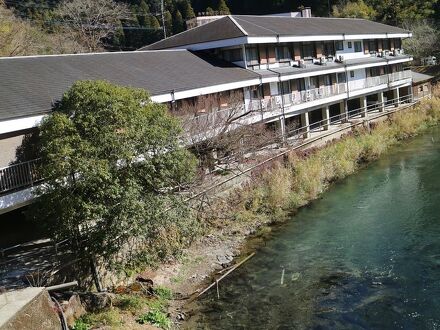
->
[402, 20, 439, 62]
[54, 0, 131, 51]
[0, 0, 84, 56]
[175, 91, 277, 173]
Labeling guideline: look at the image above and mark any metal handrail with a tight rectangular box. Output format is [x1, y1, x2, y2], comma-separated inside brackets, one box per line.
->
[0, 158, 42, 195]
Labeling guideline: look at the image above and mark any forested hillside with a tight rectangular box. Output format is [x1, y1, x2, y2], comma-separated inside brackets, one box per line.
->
[3, 0, 439, 52]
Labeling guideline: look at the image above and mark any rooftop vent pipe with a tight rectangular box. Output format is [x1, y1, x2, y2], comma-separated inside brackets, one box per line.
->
[301, 7, 312, 18]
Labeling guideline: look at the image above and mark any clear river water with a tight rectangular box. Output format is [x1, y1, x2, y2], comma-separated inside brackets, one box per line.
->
[190, 127, 440, 329]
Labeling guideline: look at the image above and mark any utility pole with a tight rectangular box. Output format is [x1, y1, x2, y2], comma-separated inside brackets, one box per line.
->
[161, 0, 167, 38]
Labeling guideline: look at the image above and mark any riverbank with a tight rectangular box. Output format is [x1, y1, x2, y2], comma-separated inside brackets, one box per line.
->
[165, 91, 440, 326]
[74, 90, 440, 329]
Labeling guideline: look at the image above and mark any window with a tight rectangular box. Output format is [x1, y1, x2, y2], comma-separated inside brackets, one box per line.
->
[369, 67, 380, 77]
[324, 41, 335, 56]
[382, 39, 389, 51]
[354, 41, 362, 52]
[394, 38, 402, 49]
[324, 74, 332, 86]
[275, 46, 291, 61]
[301, 42, 314, 58]
[245, 47, 259, 65]
[348, 41, 352, 49]
[368, 40, 377, 53]
[350, 71, 355, 78]
[297, 78, 306, 91]
[337, 72, 346, 83]
[222, 48, 242, 62]
[280, 81, 291, 94]
[251, 86, 261, 99]
[335, 41, 344, 51]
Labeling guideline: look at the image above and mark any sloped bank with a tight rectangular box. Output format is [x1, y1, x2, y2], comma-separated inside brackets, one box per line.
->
[161, 89, 440, 325]
[73, 91, 440, 329]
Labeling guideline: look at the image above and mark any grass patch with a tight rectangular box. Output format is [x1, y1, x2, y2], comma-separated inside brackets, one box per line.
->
[137, 309, 171, 329]
[73, 308, 124, 329]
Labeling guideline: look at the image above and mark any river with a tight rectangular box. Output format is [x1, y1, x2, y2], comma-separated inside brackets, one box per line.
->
[189, 127, 440, 329]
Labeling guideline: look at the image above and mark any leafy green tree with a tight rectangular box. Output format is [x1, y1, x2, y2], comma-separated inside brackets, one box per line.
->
[34, 80, 198, 273]
[149, 15, 161, 29]
[205, 6, 215, 15]
[368, 0, 438, 24]
[164, 10, 173, 37]
[173, 9, 184, 33]
[137, 0, 150, 26]
[180, 0, 195, 19]
[332, 0, 377, 19]
[216, 0, 230, 14]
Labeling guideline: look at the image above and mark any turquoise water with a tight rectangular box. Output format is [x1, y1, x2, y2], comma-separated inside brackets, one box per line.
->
[191, 127, 440, 329]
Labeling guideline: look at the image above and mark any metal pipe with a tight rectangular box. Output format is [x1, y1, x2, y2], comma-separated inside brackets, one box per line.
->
[46, 281, 78, 292]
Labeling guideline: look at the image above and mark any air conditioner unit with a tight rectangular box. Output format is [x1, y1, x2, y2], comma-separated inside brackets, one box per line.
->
[299, 59, 306, 68]
[320, 56, 327, 65]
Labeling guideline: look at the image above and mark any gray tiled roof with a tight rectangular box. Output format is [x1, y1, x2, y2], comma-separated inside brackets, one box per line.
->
[232, 16, 409, 37]
[0, 50, 258, 122]
[143, 15, 410, 50]
[411, 71, 434, 83]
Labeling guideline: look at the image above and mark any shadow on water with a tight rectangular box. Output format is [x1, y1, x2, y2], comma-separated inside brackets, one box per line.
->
[188, 127, 440, 329]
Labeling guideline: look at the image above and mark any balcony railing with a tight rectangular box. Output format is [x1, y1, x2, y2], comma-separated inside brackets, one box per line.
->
[388, 70, 412, 82]
[348, 71, 412, 92]
[260, 82, 348, 112]
[0, 159, 42, 195]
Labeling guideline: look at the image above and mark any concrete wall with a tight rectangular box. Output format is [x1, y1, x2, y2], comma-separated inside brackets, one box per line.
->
[0, 129, 37, 168]
[335, 40, 367, 60]
[0, 134, 25, 168]
[0, 288, 60, 330]
[347, 68, 367, 91]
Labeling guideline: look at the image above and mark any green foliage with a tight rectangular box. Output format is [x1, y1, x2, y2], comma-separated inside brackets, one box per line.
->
[137, 310, 171, 329]
[79, 309, 123, 328]
[234, 94, 440, 224]
[332, 0, 377, 19]
[217, 0, 230, 14]
[402, 20, 439, 60]
[154, 286, 173, 300]
[72, 319, 91, 330]
[116, 295, 148, 312]
[32, 80, 198, 270]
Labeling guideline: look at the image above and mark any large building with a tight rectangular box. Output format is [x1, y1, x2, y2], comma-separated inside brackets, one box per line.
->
[0, 14, 429, 215]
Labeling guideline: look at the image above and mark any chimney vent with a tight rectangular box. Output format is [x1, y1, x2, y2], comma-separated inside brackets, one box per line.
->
[301, 7, 312, 18]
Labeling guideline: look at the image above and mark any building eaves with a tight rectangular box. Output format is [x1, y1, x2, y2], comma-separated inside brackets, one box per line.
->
[140, 16, 247, 50]
[0, 50, 259, 122]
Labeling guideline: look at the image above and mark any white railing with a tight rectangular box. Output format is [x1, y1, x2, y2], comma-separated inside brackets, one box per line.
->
[388, 70, 412, 83]
[348, 75, 388, 92]
[349, 71, 412, 92]
[260, 82, 347, 112]
[0, 159, 42, 195]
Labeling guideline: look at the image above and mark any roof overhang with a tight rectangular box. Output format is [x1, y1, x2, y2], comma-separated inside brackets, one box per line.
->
[151, 78, 261, 103]
[0, 114, 45, 135]
[179, 32, 413, 51]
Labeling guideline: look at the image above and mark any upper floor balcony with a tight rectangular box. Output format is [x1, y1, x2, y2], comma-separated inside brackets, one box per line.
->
[215, 38, 410, 71]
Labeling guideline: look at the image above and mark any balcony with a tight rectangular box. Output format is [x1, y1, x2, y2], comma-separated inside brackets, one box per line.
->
[0, 159, 42, 196]
[348, 71, 412, 93]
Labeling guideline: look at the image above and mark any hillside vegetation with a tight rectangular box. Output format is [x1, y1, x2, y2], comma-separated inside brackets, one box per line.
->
[3, 0, 439, 52]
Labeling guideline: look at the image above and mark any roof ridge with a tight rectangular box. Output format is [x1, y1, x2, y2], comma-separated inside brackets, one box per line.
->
[0, 49, 186, 60]
[232, 16, 279, 35]
[228, 15, 248, 36]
